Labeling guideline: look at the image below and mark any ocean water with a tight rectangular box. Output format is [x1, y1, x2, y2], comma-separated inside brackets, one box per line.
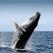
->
[0, 31, 53, 53]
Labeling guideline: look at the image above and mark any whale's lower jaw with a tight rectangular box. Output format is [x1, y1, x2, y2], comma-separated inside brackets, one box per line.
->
[12, 12, 40, 49]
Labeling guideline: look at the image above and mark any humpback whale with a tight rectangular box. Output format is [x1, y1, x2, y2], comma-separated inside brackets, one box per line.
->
[12, 12, 41, 49]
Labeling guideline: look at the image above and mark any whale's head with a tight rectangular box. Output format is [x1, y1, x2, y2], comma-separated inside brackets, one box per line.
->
[22, 12, 41, 31]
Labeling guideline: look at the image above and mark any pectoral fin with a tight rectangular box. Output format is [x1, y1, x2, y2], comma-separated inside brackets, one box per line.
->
[14, 22, 20, 30]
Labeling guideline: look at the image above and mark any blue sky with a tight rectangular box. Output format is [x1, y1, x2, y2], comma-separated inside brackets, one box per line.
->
[0, 0, 53, 31]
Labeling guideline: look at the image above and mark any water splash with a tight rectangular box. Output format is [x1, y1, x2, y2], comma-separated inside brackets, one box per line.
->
[0, 32, 13, 48]
[0, 32, 7, 47]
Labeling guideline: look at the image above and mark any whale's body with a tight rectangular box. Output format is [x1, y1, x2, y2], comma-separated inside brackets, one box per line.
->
[12, 12, 40, 49]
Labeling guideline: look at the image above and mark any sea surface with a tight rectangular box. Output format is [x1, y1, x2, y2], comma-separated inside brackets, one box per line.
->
[0, 31, 53, 53]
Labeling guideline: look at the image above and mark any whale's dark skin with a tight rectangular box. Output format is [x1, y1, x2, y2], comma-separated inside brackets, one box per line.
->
[12, 12, 41, 49]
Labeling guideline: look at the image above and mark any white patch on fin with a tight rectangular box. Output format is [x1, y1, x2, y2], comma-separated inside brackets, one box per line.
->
[14, 22, 21, 30]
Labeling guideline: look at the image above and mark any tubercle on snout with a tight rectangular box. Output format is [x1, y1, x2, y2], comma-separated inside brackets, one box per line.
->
[30, 12, 40, 20]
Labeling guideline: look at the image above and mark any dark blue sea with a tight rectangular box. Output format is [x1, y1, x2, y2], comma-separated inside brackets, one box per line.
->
[0, 31, 53, 53]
